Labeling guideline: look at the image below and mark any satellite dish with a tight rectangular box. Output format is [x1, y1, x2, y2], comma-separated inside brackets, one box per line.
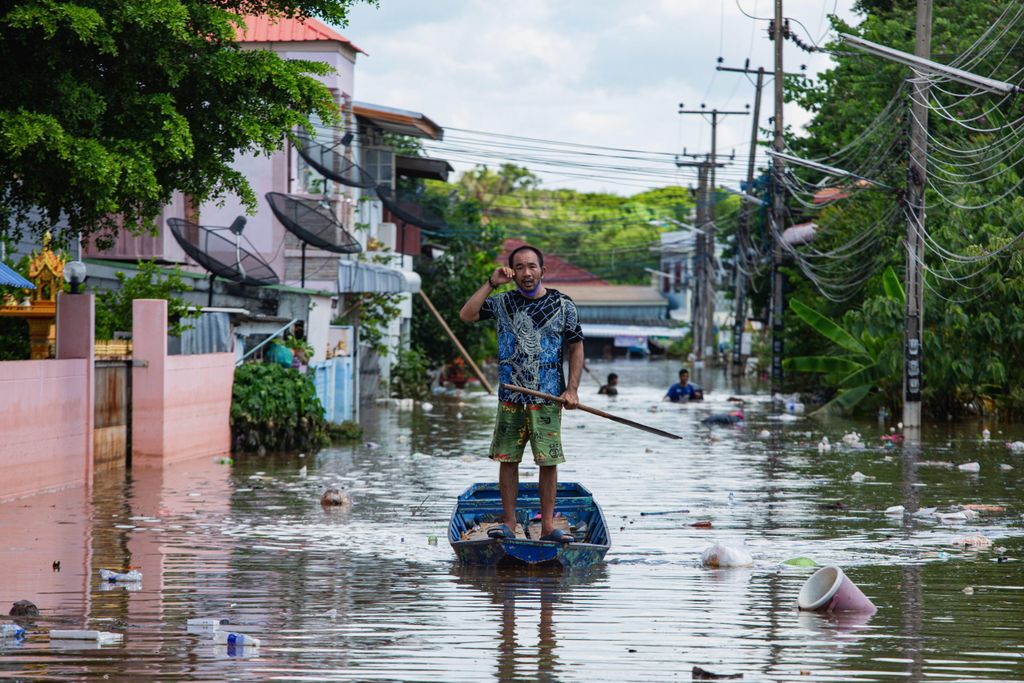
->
[293, 130, 377, 189]
[168, 217, 279, 305]
[264, 192, 362, 287]
[375, 184, 447, 233]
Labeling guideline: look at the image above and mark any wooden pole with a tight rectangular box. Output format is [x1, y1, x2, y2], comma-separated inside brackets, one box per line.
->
[502, 383, 683, 440]
[418, 289, 494, 394]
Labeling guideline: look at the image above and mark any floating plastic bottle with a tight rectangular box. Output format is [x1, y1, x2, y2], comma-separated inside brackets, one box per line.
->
[99, 568, 142, 583]
[1, 624, 26, 640]
[213, 631, 260, 648]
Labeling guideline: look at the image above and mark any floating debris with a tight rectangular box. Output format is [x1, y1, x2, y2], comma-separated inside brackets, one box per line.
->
[817, 436, 831, 453]
[700, 541, 753, 568]
[884, 505, 905, 516]
[850, 471, 868, 482]
[962, 586, 975, 595]
[99, 568, 141, 583]
[692, 665, 743, 680]
[320, 489, 352, 507]
[958, 462, 981, 473]
[842, 431, 862, 446]
[954, 534, 993, 549]
[783, 557, 817, 567]
[962, 504, 1006, 513]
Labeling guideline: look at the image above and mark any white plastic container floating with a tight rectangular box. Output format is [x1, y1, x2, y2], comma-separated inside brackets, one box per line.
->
[99, 568, 142, 583]
[700, 541, 753, 568]
[213, 631, 260, 648]
[50, 630, 123, 644]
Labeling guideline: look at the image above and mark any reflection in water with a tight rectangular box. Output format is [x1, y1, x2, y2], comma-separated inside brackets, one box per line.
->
[1, 362, 1023, 681]
[452, 566, 606, 683]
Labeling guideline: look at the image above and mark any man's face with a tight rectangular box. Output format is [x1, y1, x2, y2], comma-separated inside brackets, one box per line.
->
[511, 250, 544, 291]
[680, 372, 689, 384]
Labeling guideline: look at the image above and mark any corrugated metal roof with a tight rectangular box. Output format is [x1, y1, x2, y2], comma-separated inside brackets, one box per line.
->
[353, 101, 444, 140]
[234, 14, 366, 54]
[0, 262, 34, 289]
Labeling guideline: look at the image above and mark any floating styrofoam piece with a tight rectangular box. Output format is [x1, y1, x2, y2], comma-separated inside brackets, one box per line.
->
[884, 505, 905, 516]
[958, 462, 981, 472]
[817, 437, 831, 453]
[913, 507, 937, 517]
[1007, 441, 1024, 452]
[98, 569, 142, 583]
[935, 511, 968, 523]
[50, 630, 123, 644]
[850, 471, 868, 482]
[758, 429, 771, 439]
[1000, 463, 1014, 471]
[700, 541, 753, 568]
[420, 402, 434, 411]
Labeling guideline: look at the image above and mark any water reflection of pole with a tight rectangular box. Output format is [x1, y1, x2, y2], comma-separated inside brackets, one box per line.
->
[900, 428, 924, 680]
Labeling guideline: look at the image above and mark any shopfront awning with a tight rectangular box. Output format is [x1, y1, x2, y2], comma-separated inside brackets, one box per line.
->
[581, 323, 689, 340]
[338, 259, 421, 294]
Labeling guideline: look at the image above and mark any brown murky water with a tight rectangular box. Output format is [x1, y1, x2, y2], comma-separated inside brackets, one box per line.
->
[1, 360, 1023, 681]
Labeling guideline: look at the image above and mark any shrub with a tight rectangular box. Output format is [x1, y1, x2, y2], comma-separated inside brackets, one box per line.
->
[391, 348, 431, 400]
[230, 362, 329, 454]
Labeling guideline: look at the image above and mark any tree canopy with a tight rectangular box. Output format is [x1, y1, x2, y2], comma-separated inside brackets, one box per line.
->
[0, 0, 369, 249]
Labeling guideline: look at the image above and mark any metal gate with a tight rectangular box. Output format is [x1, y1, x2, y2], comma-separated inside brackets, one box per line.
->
[94, 360, 131, 469]
[358, 347, 380, 404]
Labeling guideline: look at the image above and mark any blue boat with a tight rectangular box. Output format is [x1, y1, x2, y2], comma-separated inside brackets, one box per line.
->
[448, 482, 611, 568]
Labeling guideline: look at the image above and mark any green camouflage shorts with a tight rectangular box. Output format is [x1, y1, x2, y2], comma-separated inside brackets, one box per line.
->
[489, 402, 565, 467]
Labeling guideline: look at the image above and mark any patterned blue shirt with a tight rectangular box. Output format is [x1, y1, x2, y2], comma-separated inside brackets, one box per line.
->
[479, 289, 584, 404]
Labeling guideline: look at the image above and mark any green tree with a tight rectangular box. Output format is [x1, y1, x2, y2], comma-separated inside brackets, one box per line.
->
[778, 1, 1024, 418]
[0, 1, 369, 249]
[93, 260, 193, 339]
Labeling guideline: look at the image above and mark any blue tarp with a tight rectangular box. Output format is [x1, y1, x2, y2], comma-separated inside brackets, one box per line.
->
[0, 262, 34, 289]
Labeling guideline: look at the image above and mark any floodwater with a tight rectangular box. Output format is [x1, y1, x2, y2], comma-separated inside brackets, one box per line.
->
[2, 360, 1023, 681]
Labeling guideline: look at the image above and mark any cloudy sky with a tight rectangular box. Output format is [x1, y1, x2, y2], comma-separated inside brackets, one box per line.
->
[340, 1, 860, 194]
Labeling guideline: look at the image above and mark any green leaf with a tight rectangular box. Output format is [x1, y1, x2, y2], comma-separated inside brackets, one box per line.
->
[813, 384, 873, 416]
[881, 266, 905, 305]
[784, 355, 865, 375]
[790, 298, 868, 356]
[838, 364, 883, 389]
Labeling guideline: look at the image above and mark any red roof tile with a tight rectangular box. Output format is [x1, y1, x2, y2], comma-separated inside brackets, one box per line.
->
[499, 239, 608, 285]
[235, 14, 366, 54]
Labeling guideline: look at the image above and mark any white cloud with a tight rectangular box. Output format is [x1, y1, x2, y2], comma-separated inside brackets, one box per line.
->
[342, 0, 861, 194]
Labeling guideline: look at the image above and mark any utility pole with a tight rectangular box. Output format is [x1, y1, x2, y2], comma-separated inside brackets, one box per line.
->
[770, 0, 786, 398]
[678, 106, 747, 363]
[718, 63, 765, 377]
[674, 157, 711, 359]
[902, 0, 931, 429]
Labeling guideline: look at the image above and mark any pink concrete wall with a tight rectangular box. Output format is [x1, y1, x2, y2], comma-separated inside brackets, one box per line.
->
[0, 293, 94, 502]
[132, 299, 233, 466]
[0, 359, 91, 500]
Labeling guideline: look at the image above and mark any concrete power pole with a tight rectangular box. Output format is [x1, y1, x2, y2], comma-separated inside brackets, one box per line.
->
[770, 0, 786, 397]
[719, 64, 766, 376]
[679, 107, 747, 362]
[903, 0, 932, 429]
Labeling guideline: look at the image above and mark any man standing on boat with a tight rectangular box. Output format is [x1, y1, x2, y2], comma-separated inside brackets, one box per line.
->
[459, 244, 584, 544]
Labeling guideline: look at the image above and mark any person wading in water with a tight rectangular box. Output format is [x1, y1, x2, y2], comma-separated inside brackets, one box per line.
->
[459, 244, 584, 543]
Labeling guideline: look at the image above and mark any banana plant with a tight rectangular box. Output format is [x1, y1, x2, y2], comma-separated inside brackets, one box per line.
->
[784, 267, 905, 415]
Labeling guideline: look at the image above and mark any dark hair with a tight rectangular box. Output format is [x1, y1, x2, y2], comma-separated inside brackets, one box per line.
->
[508, 244, 544, 268]
[607, 373, 618, 382]
[679, 368, 689, 376]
